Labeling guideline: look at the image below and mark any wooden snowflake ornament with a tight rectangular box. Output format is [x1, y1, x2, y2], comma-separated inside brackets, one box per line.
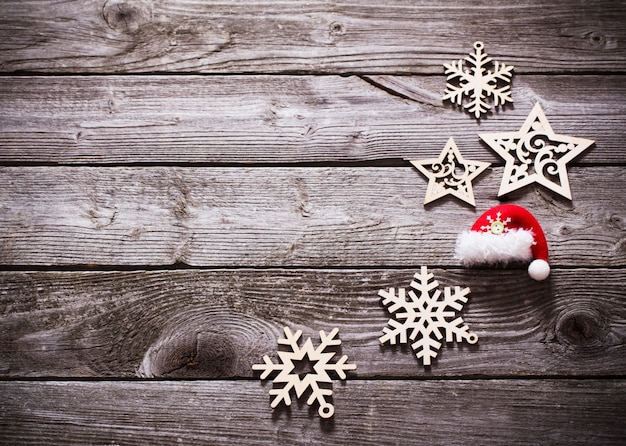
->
[379, 266, 477, 367]
[252, 327, 356, 418]
[443, 41, 514, 119]
[410, 138, 490, 206]
[479, 103, 595, 199]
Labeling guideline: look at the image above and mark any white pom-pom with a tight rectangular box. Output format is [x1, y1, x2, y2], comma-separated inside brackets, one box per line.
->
[528, 259, 550, 281]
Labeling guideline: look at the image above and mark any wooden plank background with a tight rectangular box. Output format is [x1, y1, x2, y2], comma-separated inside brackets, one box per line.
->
[1, 0, 625, 74]
[1, 0, 625, 444]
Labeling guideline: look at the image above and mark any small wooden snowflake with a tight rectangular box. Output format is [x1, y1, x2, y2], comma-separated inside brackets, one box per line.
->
[443, 41, 514, 119]
[252, 327, 356, 418]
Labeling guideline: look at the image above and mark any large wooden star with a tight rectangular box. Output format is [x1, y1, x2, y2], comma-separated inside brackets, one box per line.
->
[410, 138, 490, 206]
[479, 103, 594, 200]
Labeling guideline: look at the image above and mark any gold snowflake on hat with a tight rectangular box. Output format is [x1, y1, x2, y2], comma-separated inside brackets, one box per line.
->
[410, 138, 490, 206]
[480, 210, 512, 235]
[479, 103, 594, 200]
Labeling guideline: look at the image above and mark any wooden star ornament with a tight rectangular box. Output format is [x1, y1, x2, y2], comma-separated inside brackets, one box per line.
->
[410, 138, 490, 206]
[479, 103, 594, 200]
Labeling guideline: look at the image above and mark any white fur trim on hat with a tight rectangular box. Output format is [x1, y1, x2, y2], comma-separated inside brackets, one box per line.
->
[455, 229, 534, 266]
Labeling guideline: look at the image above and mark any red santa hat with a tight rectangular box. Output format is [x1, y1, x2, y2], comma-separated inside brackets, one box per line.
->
[455, 204, 550, 281]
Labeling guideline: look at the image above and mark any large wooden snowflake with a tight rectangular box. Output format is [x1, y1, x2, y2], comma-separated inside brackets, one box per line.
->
[379, 266, 478, 367]
[443, 41, 514, 119]
[252, 327, 356, 418]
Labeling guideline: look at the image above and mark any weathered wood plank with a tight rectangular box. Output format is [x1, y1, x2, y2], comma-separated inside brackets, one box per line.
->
[0, 166, 623, 267]
[1, 0, 624, 74]
[0, 269, 623, 378]
[1, 380, 624, 445]
[0, 75, 621, 164]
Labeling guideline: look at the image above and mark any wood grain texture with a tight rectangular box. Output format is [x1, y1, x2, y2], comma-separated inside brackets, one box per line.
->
[1, 380, 624, 445]
[1, 1, 625, 443]
[0, 166, 623, 267]
[0, 75, 621, 164]
[0, 269, 623, 378]
[1, 0, 624, 74]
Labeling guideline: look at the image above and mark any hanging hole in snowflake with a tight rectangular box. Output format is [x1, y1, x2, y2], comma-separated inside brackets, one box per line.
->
[319, 402, 334, 418]
[467, 333, 478, 344]
[474, 41, 484, 51]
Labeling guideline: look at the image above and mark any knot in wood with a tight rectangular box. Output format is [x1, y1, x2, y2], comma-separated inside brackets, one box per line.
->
[329, 21, 345, 36]
[608, 214, 623, 230]
[102, 0, 152, 32]
[139, 329, 237, 378]
[555, 308, 608, 348]
[583, 31, 609, 48]
[557, 224, 573, 236]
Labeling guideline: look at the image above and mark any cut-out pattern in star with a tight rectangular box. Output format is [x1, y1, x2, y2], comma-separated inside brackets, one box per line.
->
[479, 103, 594, 200]
[410, 138, 491, 206]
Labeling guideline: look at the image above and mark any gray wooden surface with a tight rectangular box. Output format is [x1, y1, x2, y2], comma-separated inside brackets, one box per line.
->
[1, 1, 625, 445]
[1, 269, 624, 379]
[2, 380, 625, 445]
[1, 0, 624, 73]
[0, 75, 624, 164]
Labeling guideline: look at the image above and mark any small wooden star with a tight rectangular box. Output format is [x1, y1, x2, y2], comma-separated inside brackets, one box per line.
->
[410, 138, 491, 206]
[479, 103, 594, 200]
